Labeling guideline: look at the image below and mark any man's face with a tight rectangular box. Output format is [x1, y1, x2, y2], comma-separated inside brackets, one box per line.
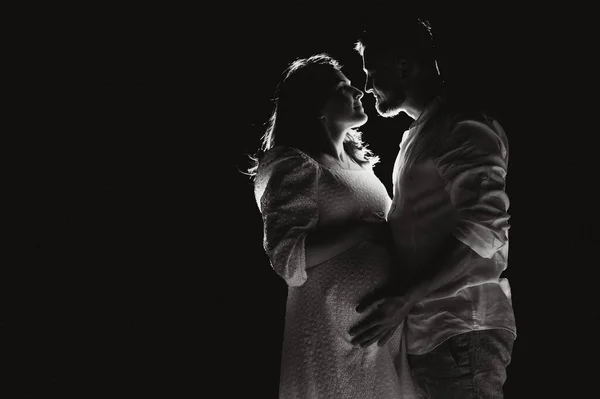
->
[361, 47, 406, 118]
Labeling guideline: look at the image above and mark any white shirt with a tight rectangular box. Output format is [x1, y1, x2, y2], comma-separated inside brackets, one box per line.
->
[388, 96, 517, 355]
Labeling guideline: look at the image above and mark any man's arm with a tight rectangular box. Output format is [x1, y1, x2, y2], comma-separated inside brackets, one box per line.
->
[403, 118, 510, 301]
[350, 118, 510, 346]
[396, 235, 466, 302]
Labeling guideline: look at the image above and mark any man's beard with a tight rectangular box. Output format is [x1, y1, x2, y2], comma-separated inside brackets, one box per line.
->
[374, 97, 403, 118]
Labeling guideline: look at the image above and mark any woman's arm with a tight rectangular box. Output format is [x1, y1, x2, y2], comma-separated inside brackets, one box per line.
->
[256, 148, 320, 287]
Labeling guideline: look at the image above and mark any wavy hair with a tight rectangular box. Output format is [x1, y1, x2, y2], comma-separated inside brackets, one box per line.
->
[245, 53, 378, 178]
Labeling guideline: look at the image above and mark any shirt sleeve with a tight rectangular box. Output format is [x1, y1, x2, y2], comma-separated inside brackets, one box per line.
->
[434, 118, 510, 259]
[255, 148, 320, 287]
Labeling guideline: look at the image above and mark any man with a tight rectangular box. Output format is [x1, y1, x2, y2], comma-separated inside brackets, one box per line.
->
[348, 11, 517, 399]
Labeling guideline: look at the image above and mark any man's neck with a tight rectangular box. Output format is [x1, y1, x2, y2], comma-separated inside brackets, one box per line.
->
[405, 92, 438, 121]
[405, 75, 443, 120]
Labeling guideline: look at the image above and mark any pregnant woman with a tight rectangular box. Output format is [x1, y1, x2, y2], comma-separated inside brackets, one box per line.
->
[246, 54, 418, 399]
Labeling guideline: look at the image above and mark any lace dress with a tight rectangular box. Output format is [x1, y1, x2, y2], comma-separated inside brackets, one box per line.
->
[254, 146, 419, 399]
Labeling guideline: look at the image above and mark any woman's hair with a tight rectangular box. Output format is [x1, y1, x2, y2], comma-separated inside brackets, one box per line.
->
[245, 53, 378, 178]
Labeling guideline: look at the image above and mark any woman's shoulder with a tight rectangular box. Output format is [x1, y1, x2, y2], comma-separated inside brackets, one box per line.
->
[254, 146, 320, 189]
[254, 146, 320, 203]
[258, 145, 318, 173]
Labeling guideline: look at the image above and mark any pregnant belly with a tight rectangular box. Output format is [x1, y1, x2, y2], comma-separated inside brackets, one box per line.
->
[305, 240, 397, 333]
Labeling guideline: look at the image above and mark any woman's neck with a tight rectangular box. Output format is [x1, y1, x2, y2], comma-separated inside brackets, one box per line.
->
[322, 135, 347, 162]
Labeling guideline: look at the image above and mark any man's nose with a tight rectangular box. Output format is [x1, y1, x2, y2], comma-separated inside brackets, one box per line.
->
[364, 77, 373, 93]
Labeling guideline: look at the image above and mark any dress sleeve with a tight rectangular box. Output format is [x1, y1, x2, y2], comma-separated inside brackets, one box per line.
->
[434, 118, 510, 259]
[254, 148, 320, 287]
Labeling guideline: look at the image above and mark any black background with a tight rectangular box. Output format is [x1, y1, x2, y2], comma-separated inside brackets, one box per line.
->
[16, 2, 596, 398]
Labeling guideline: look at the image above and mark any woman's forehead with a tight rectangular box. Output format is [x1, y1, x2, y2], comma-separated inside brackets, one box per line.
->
[331, 70, 350, 84]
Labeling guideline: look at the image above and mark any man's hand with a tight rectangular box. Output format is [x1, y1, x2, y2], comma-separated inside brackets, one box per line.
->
[348, 295, 414, 348]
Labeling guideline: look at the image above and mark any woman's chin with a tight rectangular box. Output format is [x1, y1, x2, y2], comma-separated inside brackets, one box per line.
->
[351, 112, 368, 126]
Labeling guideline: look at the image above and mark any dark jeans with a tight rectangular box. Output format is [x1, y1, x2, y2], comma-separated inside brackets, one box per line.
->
[408, 329, 514, 399]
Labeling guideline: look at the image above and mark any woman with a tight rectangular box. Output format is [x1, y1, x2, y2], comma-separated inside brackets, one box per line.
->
[247, 54, 418, 398]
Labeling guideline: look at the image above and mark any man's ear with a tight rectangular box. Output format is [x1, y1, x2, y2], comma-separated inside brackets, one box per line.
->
[397, 58, 411, 79]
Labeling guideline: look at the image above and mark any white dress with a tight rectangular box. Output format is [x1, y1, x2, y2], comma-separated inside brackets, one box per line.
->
[254, 146, 420, 399]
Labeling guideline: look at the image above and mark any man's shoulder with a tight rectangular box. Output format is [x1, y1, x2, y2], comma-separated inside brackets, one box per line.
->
[437, 96, 495, 125]
[435, 98, 505, 141]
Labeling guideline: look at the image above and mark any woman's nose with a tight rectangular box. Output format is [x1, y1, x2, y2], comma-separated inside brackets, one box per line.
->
[353, 87, 364, 100]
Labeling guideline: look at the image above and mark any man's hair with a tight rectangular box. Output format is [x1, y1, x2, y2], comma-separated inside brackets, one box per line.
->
[354, 11, 437, 66]
[355, 8, 500, 121]
[245, 53, 378, 178]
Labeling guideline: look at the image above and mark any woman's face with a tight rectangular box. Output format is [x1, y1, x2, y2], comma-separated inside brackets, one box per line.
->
[320, 70, 368, 129]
